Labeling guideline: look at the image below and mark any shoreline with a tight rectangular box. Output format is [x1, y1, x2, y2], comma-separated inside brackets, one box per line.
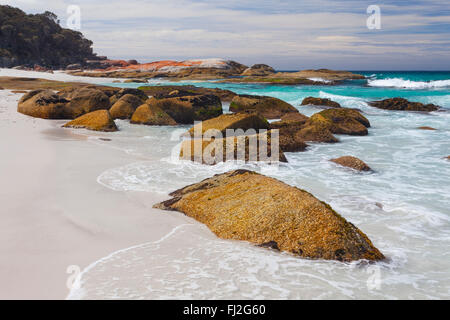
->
[0, 89, 190, 299]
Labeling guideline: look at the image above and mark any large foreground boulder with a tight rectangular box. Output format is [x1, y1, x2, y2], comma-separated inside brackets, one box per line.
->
[188, 113, 269, 137]
[301, 97, 342, 109]
[369, 98, 440, 112]
[180, 131, 287, 165]
[155, 170, 385, 262]
[130, 103, 177, 126]
[145, 95, 223, 124]
[110, 94, 145, 119]
[230, 94, 298, 119]
[330, 156, 372, 172]
[62, 110, 118, 132]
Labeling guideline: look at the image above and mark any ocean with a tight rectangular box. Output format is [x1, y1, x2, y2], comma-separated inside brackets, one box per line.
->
[68, 71, 450, 299]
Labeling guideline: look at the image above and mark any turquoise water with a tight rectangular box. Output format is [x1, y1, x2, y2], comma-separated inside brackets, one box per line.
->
[105, 71, 450, 106]
[70, 72, 450, 299]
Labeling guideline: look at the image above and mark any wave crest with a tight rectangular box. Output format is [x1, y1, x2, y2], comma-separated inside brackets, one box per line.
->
[368, 78, 450, 89]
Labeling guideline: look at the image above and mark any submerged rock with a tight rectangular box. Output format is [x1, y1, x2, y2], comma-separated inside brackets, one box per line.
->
[180, 131, 287, 165]
[63, 110, 118, 132]
[301, 97, 342, 109]
[146, 95, 223, 124]
[230, 94, 298, 119]
[154, 170, 384, 262]
[417, 126, 437, 130]
[369, 98, 440, 112]
[130, 103, 177, 126]
[123, 79, 148, 83]
[330, 156, 372, 172]
[110, 94, 145, 119]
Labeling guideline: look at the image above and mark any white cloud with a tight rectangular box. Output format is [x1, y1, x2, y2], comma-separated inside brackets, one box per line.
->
[2, 0, 449, 69]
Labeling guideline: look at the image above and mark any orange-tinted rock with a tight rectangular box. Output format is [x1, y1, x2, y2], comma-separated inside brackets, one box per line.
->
[330, 156, 372, 172]
[417, 126, 437, 130]
[180, 131, 287, 165]
[146, 95, 223, 124]
[297, 122, 339, 143]
[62, 110, 118, 132]
[154, 170, 385, 262]
[109, 88, 148, 105]
[130, 103, 177, 126]
[309, 108, 370, 136]
[110, 94, 145, 119]
[301, 97, 341, 108]
[188, 113, 269, 137]
[230, 94, 298, 119]
[17, 89, 69, 119]
[369, 98, 440, 112]
[61, 87, 111, 119]
[270, 113, 309, 152]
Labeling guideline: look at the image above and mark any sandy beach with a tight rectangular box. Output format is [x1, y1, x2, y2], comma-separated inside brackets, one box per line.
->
[1, 67, 449, 300]
[0, 88, 188, 299]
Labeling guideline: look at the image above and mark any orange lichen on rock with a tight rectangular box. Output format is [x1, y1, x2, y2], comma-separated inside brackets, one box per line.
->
[155, 170, 385, 262]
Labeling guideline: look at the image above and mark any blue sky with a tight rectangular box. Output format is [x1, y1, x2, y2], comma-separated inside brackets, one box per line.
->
[5, 0, 450, 70]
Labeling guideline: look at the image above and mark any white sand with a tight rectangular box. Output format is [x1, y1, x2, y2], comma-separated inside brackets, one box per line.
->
[0, 68, 124, 84]
[0, 88, 187, 299]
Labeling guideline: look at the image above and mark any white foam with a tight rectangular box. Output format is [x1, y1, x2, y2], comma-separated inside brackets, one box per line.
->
[308, 77, 332, 83]
[368, 78, 450, 89]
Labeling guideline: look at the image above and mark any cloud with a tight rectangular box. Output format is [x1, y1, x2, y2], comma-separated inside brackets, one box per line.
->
[2, 0, 449, 69]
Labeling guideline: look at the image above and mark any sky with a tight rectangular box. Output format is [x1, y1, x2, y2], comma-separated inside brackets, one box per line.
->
[4, 0, 450, 70]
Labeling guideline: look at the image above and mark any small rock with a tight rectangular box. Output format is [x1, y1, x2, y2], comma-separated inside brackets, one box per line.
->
[330, 156, 372, 172]
[417, 126, 437, 130]
[301, 97, 342, 109]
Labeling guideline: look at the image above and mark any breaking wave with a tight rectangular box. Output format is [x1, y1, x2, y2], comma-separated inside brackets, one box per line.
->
[368, 78, 450, 89]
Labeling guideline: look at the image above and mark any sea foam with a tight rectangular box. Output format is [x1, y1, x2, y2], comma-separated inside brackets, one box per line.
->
[368, 78, 450, 89]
